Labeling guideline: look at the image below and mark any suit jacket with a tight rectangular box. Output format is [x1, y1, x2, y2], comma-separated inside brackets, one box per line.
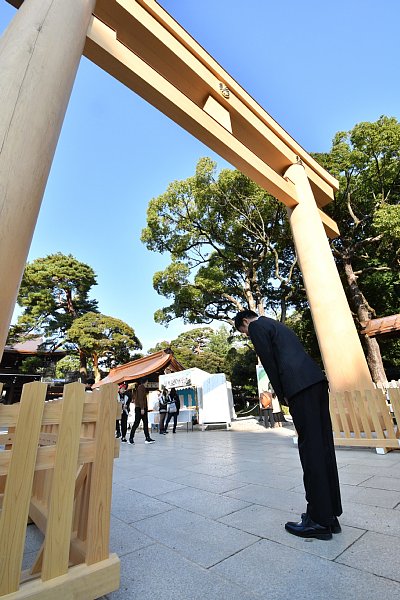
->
[248, 317, 325, 404]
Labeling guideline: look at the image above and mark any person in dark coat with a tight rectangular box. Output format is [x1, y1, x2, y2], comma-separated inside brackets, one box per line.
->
[158, 387, 169, 435]
[129, 378, 155, 444]
[118, 383, 131, 442]
[164, 387, 180, 433]
[234, 310, 342, 540]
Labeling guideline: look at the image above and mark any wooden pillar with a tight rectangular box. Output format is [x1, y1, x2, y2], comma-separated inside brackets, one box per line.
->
[0, 0, 96, 359]
[284, 162, 373, 392]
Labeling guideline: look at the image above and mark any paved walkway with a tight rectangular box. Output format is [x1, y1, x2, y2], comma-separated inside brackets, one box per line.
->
[26, 420, 400, 599]
[102, 420, 400, 600]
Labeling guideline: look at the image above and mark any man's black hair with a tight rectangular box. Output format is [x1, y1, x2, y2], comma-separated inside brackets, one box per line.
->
[234, 310, 258, 330]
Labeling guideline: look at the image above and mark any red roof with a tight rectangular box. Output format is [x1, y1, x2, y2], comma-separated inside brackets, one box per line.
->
[361, 314, 400, 338]
[93, 350, 185, 387]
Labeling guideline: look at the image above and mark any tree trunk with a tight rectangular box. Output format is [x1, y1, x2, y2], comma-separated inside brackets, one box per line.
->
[363, 335, 388, 385]
[342, 258, 387, 384]
[93, 353, 100, 382]
[79, 350, 87, 384]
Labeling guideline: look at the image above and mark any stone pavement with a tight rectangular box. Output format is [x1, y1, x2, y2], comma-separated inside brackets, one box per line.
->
[96, 419, 400, 600]
[28, 419, 400, 600]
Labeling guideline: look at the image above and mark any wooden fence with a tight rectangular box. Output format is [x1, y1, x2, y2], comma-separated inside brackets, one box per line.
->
[329, 387, 400, 454]
[0, 381, 120, 599]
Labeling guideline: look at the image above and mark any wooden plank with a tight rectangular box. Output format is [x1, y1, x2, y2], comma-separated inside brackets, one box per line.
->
[0, 382, 47, 595]
[333, 438, 400, 448]
[28, 496, 48, 535]
[41, 383, 86, 582]
[354, 390, 373, 438]
[0, 404, 20, 427]
[329, 393, 342, 438]
[0, 554, 120, 600]
[85, 384, 116, 564]
[344, 391, 361, 438]
[388, 388, 400, 438]
[365, 389, 385, 439]
[336, 392, 351, 437]
[376, 391, 396, 438]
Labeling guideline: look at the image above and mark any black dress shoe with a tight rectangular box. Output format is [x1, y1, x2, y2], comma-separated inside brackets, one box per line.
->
[300, 512, 342, 534]
[285, 513, 332, 540]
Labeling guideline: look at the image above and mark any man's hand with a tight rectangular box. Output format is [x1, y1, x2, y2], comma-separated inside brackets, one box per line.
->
[141, 409, 145, 415]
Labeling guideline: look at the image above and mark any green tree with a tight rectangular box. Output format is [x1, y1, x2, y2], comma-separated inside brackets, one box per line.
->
[314, 116, 400, 382]
[9, 253, 98, 380]
[66, 312, 142, 381]
[54, 354, 81, 380]
[142, 157, 300, 327]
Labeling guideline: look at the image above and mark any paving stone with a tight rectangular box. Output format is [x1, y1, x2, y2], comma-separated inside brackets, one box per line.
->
[338, 463, 400, 478]
[226, 468, 302, 490]
[339, 482, 400, 508]
[106, 544, 259, 600]
[132, 507, 260, 568]
[123, 475, 187, 497]
[156, 485, 252, 518]
[109, 516, 155, 556]
[359, 474, 400, 492]
[341, 499, 400, 536]
[337, 530, 400, 582]
[24, 523, 44, 553]
[211, 538, 400, 600]
[224, 482, 305, 514]
[111, 487, 172, 523]
[172, 471, 248, 494]
[182, 461, 244, 478]
[218, 504, 364, 560]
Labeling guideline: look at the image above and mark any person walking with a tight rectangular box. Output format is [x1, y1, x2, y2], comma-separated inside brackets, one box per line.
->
[158, 387, 169, 435]
[118, 383, 130, 442]
[234, 310, 342, 540]
[164, 387, 180, 433]
[129, 378, 155, 445]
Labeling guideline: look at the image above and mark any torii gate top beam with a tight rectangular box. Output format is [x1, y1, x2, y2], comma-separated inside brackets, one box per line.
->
[7, 0, 340, 237]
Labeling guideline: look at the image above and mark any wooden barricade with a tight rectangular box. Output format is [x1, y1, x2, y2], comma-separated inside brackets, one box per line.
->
[329, 388, 400, 454]
[0, 381, 121, 599]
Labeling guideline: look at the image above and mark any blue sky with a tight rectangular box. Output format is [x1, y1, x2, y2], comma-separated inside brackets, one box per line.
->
[1, 0, 399, 352]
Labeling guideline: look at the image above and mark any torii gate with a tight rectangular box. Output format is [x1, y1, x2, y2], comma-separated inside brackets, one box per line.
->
[0, 0, 373, 392]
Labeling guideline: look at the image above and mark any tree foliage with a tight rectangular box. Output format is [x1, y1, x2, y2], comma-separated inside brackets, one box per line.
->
[313, 116, 400, 381]
[8, 253, 98, 346]
[66, 312, 142, 381]
[142, 158, 300, 326]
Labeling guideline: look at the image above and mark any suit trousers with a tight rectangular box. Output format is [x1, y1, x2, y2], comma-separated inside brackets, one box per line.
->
[289, 380, 342, 526]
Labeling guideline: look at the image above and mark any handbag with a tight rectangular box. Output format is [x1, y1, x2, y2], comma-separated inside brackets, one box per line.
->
[167, 401, 177, 414]
[260, 391, 273, 409]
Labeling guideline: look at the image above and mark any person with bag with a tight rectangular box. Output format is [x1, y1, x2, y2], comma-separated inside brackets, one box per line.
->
[158, 387, 169, 435]
[118, 382, 131, 442]
[164, 387, 180, 433]
[260, 390, 275, 428]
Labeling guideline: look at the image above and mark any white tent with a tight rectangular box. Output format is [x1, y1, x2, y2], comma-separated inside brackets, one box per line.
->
[159, 368, 235, 428]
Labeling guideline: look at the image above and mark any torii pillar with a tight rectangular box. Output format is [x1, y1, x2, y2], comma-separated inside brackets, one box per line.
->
[285, 163, 373, 391]
[0, 0, 96, 357]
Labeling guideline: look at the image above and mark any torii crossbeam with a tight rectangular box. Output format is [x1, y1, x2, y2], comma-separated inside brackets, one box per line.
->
[0, 0, 373, 391]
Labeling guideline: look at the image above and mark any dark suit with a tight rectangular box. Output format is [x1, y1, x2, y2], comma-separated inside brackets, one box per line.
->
[248, 317, 342, 526]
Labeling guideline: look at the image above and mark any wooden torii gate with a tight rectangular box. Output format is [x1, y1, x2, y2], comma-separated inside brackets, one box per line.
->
[0, 0, 373, 392]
